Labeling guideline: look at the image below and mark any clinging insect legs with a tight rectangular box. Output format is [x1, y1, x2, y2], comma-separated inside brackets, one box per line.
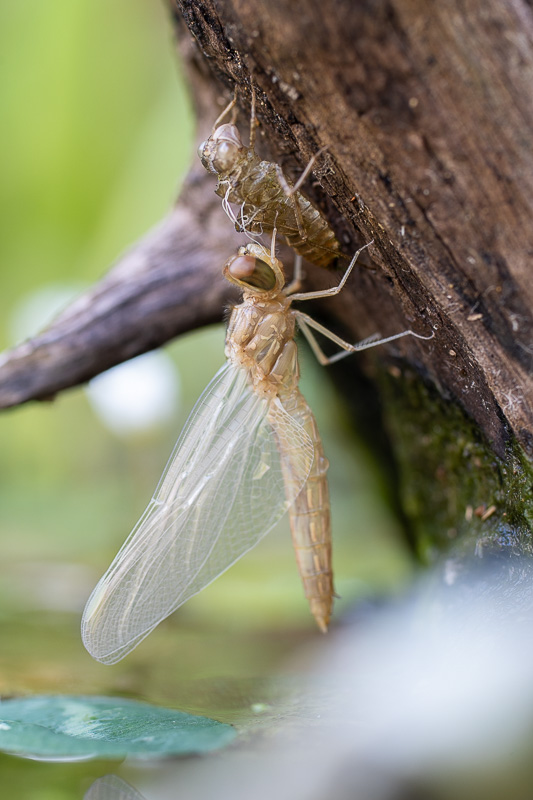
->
[286, 239, 434, 366]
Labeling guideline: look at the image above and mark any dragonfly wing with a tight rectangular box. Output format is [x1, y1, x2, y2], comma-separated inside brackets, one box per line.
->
[82, 362, 314, 664]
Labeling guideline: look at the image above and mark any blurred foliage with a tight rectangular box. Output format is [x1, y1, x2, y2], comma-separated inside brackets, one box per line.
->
[0, 1, 413, 796]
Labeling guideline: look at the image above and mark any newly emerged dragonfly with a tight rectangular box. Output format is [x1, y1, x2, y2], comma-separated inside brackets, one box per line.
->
[198, 89, 341, 268]
[82, 237, 432, 664]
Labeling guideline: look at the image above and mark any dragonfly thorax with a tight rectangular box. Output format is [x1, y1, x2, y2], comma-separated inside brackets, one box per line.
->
[225, 296, 298, 397]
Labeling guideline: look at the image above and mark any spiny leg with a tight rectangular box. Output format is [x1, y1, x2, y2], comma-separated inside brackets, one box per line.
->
[296, 312, 434, 366]
[291, 147, 328, 195]
[274, 146, 329, 242]
[284, 254, 304, 296]
[297, 313, 379, 366]
[290, 240, 374, 302]
[249, 81, 258, 151]
[275, 146, 328, 199]
[245, 81, 314, 242]
[275, 164, 308, 240]
[213, 90, 238, 131]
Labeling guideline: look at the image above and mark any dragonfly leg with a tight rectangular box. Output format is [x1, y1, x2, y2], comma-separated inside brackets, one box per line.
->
[291, 147, 328, 195]
[213, 91, 238, 131]
[276, 147, 328, 199]
[284, 254, 304, 296]
[290, 240, 373, 301]
[274, 146, 330, 242]
[275, 164, 308, 240]
[249, 82, 258, 151]
[296, 311, 434, 366]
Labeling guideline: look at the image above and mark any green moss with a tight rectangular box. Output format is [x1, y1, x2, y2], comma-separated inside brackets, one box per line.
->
[377, 367, 533, 563]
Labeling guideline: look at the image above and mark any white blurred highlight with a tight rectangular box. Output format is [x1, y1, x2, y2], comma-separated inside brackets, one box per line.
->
[110, 559, 533, 800]
[86, 352, 180, 436]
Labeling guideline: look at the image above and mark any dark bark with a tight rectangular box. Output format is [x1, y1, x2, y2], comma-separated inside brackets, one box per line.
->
[1, 1, 531, 474]
[172, 0, 533, 461]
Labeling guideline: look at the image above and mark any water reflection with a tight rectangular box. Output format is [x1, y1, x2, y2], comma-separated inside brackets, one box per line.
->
[4, 557, 533, 799]
[120, 557, 533, 800]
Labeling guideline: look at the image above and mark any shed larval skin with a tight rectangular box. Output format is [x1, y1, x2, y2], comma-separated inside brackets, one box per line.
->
[200, 122, 341, 269]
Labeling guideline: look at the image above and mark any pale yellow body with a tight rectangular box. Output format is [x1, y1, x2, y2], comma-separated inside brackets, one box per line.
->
[81, 238, 431, 664]
[225, 289, 333, 632]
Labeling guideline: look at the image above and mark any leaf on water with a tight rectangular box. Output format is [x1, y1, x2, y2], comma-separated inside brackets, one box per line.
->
[0, 695, 236, 761]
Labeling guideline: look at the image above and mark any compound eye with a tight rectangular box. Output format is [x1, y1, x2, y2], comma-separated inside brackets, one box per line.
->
[227, 255, 276, 291]
[198, 139, 217, 172]
[213, 141, 239, 172]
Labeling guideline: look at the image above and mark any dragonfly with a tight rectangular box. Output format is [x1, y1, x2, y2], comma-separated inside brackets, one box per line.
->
[82, 237, 432, 664]
[198, 87, 341, 268]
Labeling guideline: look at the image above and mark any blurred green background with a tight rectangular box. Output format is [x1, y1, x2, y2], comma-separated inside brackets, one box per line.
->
[0, 0, 412, 795]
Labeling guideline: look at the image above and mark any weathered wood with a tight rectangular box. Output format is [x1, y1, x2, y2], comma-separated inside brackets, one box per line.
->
[171, 0, 533, 462]
[0, 0, 531, 473]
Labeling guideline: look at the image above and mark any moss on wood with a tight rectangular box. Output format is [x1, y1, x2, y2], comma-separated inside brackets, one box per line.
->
[379, 367, 533, 564]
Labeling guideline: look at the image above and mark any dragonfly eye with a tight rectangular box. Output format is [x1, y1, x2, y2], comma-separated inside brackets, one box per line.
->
[226, 255, 277, 291]
[197, 140, 218, 173]
[213, 140, 240, 173]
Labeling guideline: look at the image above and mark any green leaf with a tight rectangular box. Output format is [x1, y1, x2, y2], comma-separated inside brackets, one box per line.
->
[0, 695, 236, 761]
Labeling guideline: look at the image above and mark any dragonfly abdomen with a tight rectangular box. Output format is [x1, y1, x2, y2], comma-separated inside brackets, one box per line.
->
[215, 152, 340, 268]
[283, 197, 340, 269]
[224, 243, 334, 630]
[278, 390, 333, 632]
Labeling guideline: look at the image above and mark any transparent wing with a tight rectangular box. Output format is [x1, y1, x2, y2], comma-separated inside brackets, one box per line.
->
[85, 775, 145, 800]
[82, 362, 314, 664]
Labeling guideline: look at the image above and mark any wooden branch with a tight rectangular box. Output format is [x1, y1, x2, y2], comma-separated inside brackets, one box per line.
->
[0, 165, 241, 408]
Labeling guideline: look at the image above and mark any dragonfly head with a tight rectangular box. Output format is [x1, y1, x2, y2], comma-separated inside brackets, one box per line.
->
[224, 243, 285, 294]
[198, 124, 245, 174]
